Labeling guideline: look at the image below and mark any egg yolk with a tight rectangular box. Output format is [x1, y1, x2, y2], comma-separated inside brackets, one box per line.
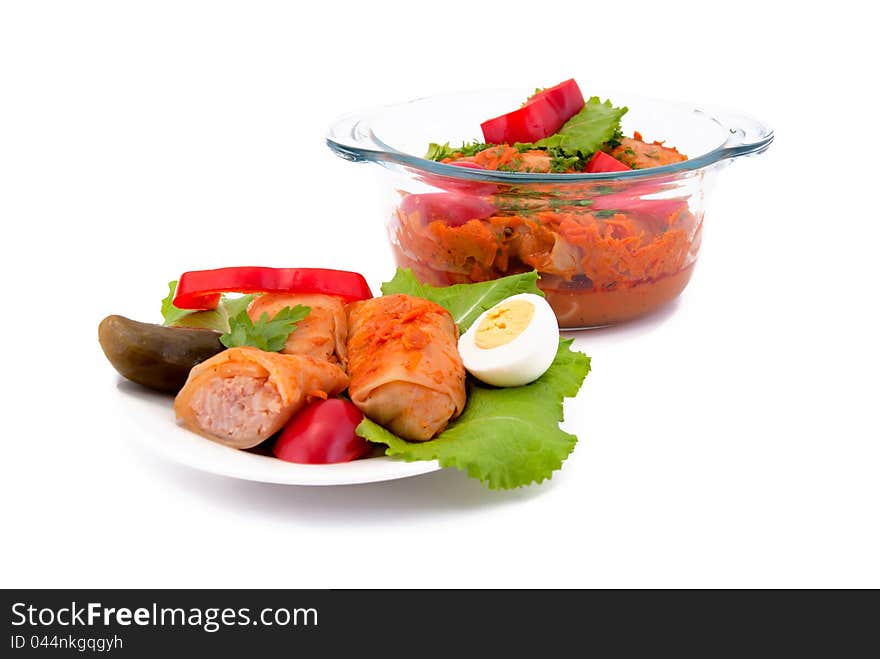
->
[475, 299, 535, 349]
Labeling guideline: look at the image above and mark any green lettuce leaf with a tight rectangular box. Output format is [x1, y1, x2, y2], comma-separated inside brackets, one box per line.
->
[160, 281, 195, 326]
[221, 294, 255, 319]
[366, 268, 592, 489]
[161, 280, 254, 333]
[357, 338, 591, 489]
[534, 96, 628, 157]
[381, 269, 543, 332]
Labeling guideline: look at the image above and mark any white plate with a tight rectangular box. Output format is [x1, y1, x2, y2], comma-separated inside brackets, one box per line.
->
[115, 380, 442, 486]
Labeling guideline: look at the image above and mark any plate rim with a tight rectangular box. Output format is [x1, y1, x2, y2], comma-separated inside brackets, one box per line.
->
[116, 380, 443, 486]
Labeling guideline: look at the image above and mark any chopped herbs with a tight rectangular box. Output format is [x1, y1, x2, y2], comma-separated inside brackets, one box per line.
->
[605, 127, 625, 150]
[550, 198, 594, 209]
[425, 141, 493, 161]
[548, 147, 585, 173]
[521, 87, 545, 106]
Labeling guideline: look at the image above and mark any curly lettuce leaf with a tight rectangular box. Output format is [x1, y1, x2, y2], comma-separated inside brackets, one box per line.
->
[357, 338, 590, 489]
[161, 281, 196, 326]
[221, 294, 255, 319]
[381, 269, 543, 332]
[161, 280, 254, 333]
[534, 97, 628, 157]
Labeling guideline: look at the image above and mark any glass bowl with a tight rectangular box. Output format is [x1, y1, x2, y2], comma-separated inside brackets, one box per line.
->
[326, 88, 773, 328]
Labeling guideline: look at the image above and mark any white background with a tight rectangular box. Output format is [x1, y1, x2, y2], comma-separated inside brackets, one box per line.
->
[1, 1, 877, 588]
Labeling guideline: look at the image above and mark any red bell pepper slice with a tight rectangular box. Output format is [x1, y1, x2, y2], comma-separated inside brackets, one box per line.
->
[421, 161, 499, 196]
[173, 267, 373, 310]
[585, 151, 630, 173]
[399, 192, 496, 227]
[592, 189, 690, 233]
[480, 79, 585, 144]
[273, 399, 370, 464]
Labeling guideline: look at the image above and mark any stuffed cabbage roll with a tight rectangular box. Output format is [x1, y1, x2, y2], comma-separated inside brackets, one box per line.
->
[174, 346, 349, 449]
[247, 293, 348, 368]
[346, 294, 466, 441]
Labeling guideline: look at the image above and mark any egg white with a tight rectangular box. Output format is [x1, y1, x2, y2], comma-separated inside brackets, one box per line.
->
[458, 293, 559, 387]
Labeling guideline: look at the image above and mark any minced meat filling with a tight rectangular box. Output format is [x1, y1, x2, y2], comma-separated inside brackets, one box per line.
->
[190, 375, 282, 441]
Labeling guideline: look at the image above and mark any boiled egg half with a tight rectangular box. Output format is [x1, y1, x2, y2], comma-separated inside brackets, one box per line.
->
[458, 293, 558, 387]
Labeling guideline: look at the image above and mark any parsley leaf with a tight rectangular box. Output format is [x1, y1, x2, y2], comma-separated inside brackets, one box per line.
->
[534, 97, 628, 157]
[220, 305, 311, 352]
[381, 268, 543, 332]
[357, 338, 591, 489]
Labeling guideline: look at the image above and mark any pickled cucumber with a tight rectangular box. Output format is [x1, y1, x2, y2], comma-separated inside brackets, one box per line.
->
[98, 315, 224, 393]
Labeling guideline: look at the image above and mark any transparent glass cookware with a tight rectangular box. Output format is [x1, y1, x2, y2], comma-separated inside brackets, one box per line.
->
[327, 88, 772, 328]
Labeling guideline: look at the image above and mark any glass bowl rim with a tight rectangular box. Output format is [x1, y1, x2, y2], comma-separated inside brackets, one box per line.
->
[326, 87, 774, 183]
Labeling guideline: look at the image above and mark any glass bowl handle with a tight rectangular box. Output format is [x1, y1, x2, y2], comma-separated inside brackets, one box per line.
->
[326, 111, 393, 164]
[713, 109, 774, 163]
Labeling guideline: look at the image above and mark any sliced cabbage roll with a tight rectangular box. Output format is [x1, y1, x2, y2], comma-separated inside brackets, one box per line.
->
[174, 346, 349, 449]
